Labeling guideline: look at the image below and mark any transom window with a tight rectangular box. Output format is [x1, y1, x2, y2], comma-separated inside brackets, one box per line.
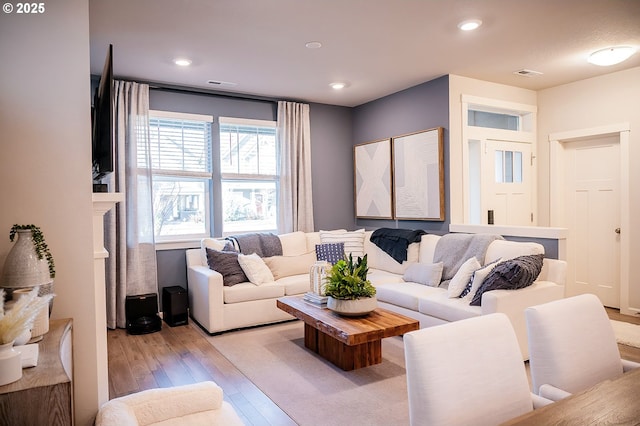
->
[468, 110, 520, 131]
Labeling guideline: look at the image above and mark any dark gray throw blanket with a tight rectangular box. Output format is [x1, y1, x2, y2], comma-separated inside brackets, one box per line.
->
[227, 232, 283, 257]
[370, 228, 427, 263]
[434, 233, 504, 284]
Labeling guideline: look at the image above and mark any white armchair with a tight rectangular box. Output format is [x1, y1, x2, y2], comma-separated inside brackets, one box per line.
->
[95, 381, 244, 426]
[404, 313, 551, 426]
[525, 293, 640, 401]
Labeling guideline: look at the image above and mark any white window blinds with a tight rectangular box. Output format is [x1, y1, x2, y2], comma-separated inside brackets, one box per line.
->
[147, 114, 213, 177]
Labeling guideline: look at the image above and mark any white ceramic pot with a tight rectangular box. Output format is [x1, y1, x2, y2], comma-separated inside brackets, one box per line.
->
[1, 230, 52, 289]
[327, 296, 377, 316]
[0, 341, 22, 385]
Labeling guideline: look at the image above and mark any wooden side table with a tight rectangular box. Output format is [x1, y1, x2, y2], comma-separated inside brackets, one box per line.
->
[0, 318, 73, 425]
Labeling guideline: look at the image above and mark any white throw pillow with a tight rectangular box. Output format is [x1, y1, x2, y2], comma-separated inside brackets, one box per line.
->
[278, 231, 308, 256]
[237, 253, 275, 285]
[403, 262, 444, 287]
[319, 229, 365, 258]
[263, 252, 316, 280]
[460, 258, 503, 302]
[448, 257, 482, 298]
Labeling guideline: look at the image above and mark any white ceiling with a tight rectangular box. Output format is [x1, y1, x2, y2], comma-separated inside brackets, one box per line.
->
[89, 0, 640, 107]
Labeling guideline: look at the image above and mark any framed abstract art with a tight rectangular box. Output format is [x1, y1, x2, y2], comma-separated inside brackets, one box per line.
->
[353, 139, 393, 219]
[392, 127, 444, 220]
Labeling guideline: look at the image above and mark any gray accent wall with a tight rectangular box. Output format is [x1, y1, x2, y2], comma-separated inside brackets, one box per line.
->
[352, 75, 450, 234]
[156, 249, 188, 309]
[308, 103, 354, 231]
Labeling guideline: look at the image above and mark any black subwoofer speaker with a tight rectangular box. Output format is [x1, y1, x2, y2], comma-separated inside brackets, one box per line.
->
[162, 286, 188, 327]
[125, 293, 162, 335]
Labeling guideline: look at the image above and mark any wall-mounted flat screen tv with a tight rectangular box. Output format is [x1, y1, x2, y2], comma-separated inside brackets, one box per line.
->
[92, 44, 114, 181]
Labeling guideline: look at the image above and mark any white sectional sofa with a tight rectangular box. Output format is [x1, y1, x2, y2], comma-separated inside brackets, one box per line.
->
[186, 229, 566, 359]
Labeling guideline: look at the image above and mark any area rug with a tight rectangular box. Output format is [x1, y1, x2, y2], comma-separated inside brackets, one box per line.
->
[206, 321, 409, 426]
[611, 320, 640, 348]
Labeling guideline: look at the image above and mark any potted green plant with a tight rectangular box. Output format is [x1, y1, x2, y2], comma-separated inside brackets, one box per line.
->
[324, 253, 377, 316]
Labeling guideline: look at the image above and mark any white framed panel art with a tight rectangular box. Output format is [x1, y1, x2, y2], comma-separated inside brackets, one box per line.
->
[354, 139, 393, 219]
[392, 128, 445, 221]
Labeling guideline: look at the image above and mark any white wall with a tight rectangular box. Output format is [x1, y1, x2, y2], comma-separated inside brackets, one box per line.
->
[0, 1, 104, 424]
[448, 75, 537, 224]
[537, 66, 640, 312]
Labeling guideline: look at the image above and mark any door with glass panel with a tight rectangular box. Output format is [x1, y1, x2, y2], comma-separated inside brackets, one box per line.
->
[482, 140, 532, 226]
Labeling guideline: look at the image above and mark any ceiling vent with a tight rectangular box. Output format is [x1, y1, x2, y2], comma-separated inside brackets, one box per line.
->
[207, 80, 237, 87]
[514, 69, 543, 77]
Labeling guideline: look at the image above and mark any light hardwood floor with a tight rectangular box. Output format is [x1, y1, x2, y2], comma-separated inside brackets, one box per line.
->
[107, 309, 640, 425]
[107, 319, 295, 425]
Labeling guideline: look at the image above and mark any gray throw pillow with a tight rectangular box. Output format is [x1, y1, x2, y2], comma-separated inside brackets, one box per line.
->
[206, 248, 248, 286]
[470, 254, 544, 306]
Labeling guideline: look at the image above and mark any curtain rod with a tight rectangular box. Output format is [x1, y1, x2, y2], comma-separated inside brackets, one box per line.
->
[97, 74, 305, 105]
[152, 83, 280, 104]
[120, 77, 290, 104]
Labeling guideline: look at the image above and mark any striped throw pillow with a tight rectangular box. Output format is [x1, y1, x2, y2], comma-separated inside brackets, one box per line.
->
[319, 229, 366, 259]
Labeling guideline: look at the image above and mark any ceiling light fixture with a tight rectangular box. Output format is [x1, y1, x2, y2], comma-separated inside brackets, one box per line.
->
[330, 82, 347, 90]
[588, 46, 636, 66]
[305, 41, 322, 49]
[174, 58, 192, 67]
[458, 19, 482, 31]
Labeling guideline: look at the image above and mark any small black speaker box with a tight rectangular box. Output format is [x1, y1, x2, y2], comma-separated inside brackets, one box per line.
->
[125, 293, 162, 335]
[162, 286, 188, 327]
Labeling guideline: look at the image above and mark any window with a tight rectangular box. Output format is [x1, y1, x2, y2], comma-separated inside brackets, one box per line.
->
[495, 150, 523, 183]
[148, 111, 213, 241]
[468, 110, 519, 131]
[219, 117, 278, 234]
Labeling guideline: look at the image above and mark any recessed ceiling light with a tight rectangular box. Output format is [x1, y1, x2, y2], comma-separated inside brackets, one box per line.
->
[305, 41, 322, 49]
[174, 58, 192, 67]
[588, 46, 636, 66]
[330, 82, 347, 90]
[458, 19, 482, 31]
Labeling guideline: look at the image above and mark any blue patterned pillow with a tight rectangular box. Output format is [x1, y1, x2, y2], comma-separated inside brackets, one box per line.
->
[316, 242, 345, 265]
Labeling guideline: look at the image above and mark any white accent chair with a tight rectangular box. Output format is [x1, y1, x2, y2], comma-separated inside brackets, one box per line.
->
[404, 313, 551, 426]
[95, 381, 244, 426]
[525, 293, 640, 401]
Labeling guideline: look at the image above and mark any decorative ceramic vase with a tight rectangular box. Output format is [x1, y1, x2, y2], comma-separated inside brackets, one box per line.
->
[0, 341, 22, 385]
[327, 296, 377, 317]
[1, 229, 54, 314]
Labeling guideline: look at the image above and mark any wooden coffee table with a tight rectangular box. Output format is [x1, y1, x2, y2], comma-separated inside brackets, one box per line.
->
[276, 295, 419, 371]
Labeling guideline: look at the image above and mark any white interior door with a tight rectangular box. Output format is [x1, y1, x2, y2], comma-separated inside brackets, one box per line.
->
[481, 140, 532, 225]
[563, 135, 620, 307]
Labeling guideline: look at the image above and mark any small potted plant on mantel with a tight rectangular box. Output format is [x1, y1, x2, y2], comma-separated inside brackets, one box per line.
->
[324, 253, 377, 316]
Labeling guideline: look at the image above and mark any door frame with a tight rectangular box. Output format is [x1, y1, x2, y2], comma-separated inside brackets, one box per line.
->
[549, 123, 631, 314]
[461, 95, 537, 224]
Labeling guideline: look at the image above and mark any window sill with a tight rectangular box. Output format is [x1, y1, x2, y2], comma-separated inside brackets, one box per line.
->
[155, 240, 201, 251]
